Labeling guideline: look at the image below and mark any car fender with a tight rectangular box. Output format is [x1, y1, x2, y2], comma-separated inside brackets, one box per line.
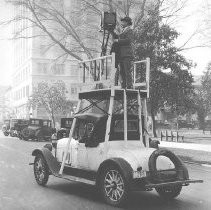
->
[96, 158, 133, 187]
[32, 147, 60, 175]
[148, 148, 189, 183]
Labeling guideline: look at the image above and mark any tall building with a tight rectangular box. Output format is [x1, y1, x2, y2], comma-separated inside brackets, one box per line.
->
[8, 0, 154, 120]
[10, 0, 81, 119]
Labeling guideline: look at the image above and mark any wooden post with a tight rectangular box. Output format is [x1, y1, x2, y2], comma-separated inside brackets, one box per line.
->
[111, 53, 116, 87]
[104, 88, 115, 144]
[83, 63, 86, 83]
[176, 131, 178, 142]
[124, 90, 128, 146]
[59, 100, 81, 175]
[138, 91, 144, 147]
[134, 62, 136, 85]
[88, 61, 91, 82]
[166, 130, 168, 141]
[171, 131, 174, 141]
[144, 98, 149, 147]
[146, 57, 150, 98]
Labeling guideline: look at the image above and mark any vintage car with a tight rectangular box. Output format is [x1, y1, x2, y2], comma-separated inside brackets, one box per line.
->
[2, 119, 10, 136]
[9, 119, 29, 137]
[178, 120, 194, 129]
[21, 118, 54, 141]
[56, 117, 73, 140]
[31, 89, 202, 207]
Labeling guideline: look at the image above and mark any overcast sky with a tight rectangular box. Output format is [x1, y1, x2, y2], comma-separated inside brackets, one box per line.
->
[0, 0, 210, 86]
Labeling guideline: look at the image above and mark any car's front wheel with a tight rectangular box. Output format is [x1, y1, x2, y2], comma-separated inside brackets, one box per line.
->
[4, 131, 9, 136]
[98, 166, 128, 207]
[156, 184, 182, 199]
[34, 154, 49, 186]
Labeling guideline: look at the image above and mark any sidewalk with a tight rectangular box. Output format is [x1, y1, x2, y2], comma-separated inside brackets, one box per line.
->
[157, 140, 211, 166]
[160, 141, 211, 152]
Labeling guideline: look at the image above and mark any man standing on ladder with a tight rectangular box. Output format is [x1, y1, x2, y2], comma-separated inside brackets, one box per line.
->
[111, 16, 134, 89]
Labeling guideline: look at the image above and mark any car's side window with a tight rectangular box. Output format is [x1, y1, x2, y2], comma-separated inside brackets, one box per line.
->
[73, 119, 87, 142]
[86, 123, 94, 138]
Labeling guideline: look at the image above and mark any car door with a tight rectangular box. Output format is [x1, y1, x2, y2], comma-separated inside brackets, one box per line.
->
[86, 143, 105, 171]
[77, 143, 88, 169]
[73, 119, 88, 169]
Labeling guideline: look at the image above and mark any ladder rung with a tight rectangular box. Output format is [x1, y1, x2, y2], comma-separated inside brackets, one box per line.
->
[138, 90, 147, 92]
[133, 82, 146, 87]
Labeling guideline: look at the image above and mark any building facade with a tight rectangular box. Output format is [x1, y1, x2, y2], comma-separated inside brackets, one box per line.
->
[7, 0, 153, 121]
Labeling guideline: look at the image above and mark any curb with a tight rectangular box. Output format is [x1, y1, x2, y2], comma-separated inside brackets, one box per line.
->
[182, 160, 211, 168]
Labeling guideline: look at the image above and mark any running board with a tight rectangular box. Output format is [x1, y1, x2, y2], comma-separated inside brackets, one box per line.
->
[145, 179, 203, 188]
[37, 148, 97, 185]
[54, 174, 96, 185]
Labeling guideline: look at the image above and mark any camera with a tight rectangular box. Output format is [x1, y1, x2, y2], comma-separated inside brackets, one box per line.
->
[101, 12, 116, 32]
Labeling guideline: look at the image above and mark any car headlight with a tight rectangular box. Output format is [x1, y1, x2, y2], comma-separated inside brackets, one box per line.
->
[133, 170, 147, 179]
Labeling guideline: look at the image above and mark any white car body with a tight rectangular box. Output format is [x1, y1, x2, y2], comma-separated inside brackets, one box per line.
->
[56, 137, 174, 174]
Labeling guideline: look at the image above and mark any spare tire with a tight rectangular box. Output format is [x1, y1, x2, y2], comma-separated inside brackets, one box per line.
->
[148, 148, 189, 184]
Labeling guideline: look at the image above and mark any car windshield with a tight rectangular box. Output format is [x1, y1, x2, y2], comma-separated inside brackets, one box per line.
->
[11, 120, 18, 127]
[43, 121, 51, 127]
[64, 120, 73, 128]
[31, 120, 40, 125]
[114, 120, 138, 132]
[110, 118, 140, 141]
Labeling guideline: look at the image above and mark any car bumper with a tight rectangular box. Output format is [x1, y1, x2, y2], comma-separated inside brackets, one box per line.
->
[130, 178, 203, 191]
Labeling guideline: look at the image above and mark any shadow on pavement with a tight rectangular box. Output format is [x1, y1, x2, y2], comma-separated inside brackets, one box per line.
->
[43, 181, 197, 210]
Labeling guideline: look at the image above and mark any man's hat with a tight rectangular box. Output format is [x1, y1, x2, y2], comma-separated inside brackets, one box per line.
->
[120, 16, 132, 25]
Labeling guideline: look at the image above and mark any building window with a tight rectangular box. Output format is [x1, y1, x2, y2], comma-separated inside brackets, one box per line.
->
[52, 64, 65, 75]
[71, 65, 78, 76]
[26, 85, 29, 97]
[23, 86, 26, 98]
[37, 63, 48, 74]
[71, 87, 77, 94]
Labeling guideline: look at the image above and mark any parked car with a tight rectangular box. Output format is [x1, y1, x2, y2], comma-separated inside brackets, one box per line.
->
[178, 120, 194, 129]
[203, 120, 211, 133]
[31, 88, 202, 207]
[9, 119, 19, 137]
[2, 119, 10, 136]
[56, 117, 73, 140]
[21, 118, 54, 141]
[8, 119, 29, 137]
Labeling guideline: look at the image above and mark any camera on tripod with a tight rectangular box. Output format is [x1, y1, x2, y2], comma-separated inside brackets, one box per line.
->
[100, 12, 116, 32]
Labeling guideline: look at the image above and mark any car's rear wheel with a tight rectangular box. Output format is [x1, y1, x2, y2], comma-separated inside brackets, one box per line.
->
[10, 130, 15, 137]
[34, 154, 49, 186]
[156, 184, 182, 199]
[99, 166, 128, 207]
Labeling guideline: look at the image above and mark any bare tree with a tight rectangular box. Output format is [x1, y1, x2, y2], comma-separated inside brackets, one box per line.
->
[3, 0, 206, 62]
[5, 0, 103, 61]
[2, 0, 152, 60]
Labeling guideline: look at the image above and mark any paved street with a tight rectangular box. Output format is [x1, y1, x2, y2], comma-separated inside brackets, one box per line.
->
[0, 132, 211, 210]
